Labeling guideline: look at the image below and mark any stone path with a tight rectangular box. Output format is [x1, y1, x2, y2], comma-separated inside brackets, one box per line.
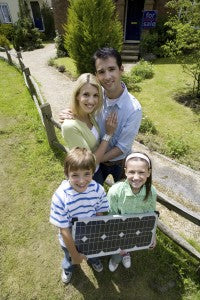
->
[1, 44, 200, 209]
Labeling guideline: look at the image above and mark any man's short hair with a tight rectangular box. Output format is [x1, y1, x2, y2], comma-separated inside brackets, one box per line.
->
[64, 147, 96, 176]
[92, 47, 122, 69]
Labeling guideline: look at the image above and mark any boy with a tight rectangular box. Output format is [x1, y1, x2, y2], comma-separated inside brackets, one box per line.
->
[59, 48, 142, 184]
[50, 147, 109, 283]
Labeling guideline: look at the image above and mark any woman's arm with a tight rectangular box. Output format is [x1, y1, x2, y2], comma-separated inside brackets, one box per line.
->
[60, 228, 87, 264]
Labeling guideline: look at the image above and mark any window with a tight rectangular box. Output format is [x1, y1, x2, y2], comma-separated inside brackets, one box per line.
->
[0, 4, 12, 23]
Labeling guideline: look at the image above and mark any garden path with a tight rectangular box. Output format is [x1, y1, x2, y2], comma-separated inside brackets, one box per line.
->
[1, 44, 200, 210]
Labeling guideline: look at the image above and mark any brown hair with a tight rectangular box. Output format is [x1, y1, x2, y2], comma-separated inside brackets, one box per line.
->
[125, 152, 152, 201]
[70, 73, 103, 117]
[64, 147, 96, 177]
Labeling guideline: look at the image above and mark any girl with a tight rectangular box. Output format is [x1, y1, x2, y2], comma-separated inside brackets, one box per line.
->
[61, 73, 117, 183]
[107, 152, 157, 272]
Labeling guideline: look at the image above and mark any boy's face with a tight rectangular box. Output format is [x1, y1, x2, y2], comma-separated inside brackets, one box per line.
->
[68, 168, 93, 193]
[95, 56, 123, 96]
[125, 160, 150, 194]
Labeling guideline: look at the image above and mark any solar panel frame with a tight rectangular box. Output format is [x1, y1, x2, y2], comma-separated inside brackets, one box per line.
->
[72, 212, 158, 258]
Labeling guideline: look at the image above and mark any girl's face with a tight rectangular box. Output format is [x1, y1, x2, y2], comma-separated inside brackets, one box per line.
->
[125, 159, 150, 194]
[77, 83, 99, 115]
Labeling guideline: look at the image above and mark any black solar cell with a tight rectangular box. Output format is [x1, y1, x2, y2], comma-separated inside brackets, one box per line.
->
[72, 212, 158, 258]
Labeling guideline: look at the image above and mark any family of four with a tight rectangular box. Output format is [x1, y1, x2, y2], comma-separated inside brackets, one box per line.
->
[50, 47, 157, 284]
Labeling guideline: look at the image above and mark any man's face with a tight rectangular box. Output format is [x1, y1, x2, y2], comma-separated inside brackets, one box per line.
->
[95, 57, 123, 96]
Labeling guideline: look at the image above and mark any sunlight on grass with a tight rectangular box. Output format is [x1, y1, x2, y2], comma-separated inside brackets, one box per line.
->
[54, 56, 78, 78]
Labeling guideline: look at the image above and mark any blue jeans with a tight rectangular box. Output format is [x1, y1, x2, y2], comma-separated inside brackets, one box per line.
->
[61, 247, 101, 273]
[99, 162, 125, 183]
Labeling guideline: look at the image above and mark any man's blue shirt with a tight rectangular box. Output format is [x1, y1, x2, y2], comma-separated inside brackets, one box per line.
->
[96, 83, 142, 161]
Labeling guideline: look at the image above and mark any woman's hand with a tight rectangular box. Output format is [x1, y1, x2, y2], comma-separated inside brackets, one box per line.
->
[105, 111, 118, 136]
[59, 109, 74, 123]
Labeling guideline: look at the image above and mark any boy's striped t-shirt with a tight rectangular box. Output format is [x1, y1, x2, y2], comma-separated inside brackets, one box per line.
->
[50, 179, 109, 246]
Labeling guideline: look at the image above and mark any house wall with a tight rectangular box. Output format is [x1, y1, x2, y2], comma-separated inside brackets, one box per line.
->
[0, 0, 19, 23]
[0, 0, 52, 24]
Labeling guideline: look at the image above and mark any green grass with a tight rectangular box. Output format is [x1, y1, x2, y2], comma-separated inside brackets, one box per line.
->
[132, 58, 200, 170]
[1, 59, 200, 300]
[53, 57, 79, 78]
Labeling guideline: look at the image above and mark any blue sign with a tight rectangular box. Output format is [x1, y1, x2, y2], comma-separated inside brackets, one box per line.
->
[142, 10, 157, 29]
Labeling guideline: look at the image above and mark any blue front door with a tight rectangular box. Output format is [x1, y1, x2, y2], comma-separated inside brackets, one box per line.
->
[30, 1, 44, 31]
[125, 0, 145, 41]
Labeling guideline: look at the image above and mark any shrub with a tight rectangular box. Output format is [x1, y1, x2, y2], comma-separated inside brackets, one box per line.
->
[121, 73, 141, 92]
[58, 65, 66, 73]
[140, 16, 171, 57]
[139, 115, 157, 134]
[0, 24, 14, 41]
[41, 1, 55, 40]
[13, 0, 43, 51]
[64, 0, 123, 74]
[166, 137, 189, 158]
[54, 31, 68, 58]
[0, 34, 11, 49]
[130, 60, 154, 80]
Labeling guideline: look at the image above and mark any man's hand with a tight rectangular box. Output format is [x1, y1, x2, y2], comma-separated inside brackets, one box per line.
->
[105, 111, 118, 136]
[59, 109, 74, 123]
[71, 252, 87, 264]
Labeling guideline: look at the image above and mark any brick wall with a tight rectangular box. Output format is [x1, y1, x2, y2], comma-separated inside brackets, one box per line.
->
[51, 0, 68, 35]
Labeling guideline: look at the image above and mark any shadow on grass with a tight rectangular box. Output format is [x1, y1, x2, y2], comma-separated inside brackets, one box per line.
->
[63, 232, 199, 300]
[173, 90, 200, 114]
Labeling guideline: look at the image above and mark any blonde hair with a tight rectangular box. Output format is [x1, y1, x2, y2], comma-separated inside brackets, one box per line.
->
[64, 147, 96, 176]
[70, 73, 103, 117]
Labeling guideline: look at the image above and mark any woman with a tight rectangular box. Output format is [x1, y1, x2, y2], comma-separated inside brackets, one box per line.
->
[61, 73, 117, 182]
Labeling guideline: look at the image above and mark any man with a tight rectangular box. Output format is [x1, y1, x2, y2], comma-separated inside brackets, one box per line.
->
[60, 47, 142, 184]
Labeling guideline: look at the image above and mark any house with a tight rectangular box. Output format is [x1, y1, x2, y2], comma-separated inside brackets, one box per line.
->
[0, 0, 52, 31]
[51, 0, 169, 60]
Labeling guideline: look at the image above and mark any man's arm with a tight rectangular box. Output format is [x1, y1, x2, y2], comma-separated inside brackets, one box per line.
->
[60, 228, 87, 264]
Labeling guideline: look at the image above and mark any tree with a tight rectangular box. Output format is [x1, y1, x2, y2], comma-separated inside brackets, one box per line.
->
[64, 0, 123, 74]
[41, 1, 56, 40]
[13, 0, 43, 51]
[163, 0, 200, 98]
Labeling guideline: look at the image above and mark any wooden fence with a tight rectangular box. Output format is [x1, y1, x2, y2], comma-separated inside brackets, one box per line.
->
[1, 47, 200, 261]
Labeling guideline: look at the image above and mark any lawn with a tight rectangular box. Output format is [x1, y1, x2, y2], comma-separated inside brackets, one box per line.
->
[1, 59, 200, 300]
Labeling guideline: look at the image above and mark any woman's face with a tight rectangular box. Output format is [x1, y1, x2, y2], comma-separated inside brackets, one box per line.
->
[77, 83, 99, 115]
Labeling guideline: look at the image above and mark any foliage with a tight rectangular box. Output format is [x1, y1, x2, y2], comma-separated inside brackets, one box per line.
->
[0, 34, 11, 49]
[121, 60, 154, 91]
[64, 0, 123, 74]
[139, 115, 157, 134]
[131, 60, 154, 80]
[54, 31, 68, 57]
[0, 24, 14, 41]
[41, 1, 55, 40]
[166, 136, 189, 158]
[162, 0, 200, 98]
[140, 17, 171, 57]
[13, 0, 43, 51]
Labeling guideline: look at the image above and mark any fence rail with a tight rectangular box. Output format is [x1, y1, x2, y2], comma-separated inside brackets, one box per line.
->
[1, 47, 199, 261]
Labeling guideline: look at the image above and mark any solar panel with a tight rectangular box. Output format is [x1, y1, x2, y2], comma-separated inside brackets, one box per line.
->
[72, 212, 158, 258]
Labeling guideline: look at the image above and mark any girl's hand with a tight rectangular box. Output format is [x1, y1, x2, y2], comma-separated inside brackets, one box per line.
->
[72, 253, 87, 264]
[149, 237, 156, 250]
[59, 109, 74, 123]
[105, 111, 118, 136]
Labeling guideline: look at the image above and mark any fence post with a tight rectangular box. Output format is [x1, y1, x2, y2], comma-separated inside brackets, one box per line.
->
[16, 51, 25, 71]
[5, 47, 12, 64]
[40, 103, 58, 147]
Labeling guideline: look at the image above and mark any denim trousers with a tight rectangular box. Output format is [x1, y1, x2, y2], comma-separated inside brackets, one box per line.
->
[93, 162, 125, 185]
[61, 246, 101, 272]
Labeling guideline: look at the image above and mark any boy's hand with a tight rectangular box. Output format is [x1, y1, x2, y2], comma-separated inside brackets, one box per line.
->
[105, 111, 118, 136]
[59, 109, 74, 123]
[72, 253, 87, 264]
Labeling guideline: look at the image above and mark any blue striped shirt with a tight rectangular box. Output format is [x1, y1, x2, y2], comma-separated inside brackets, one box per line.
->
[50, 179, 109, 246]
